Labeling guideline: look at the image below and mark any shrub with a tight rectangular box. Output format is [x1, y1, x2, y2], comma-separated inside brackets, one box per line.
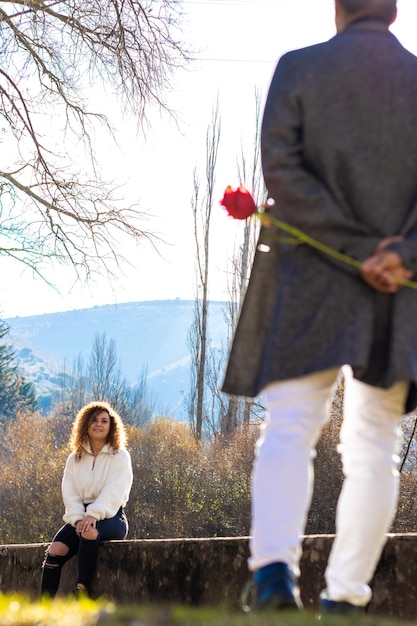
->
[125, 419, 257, 539]
[5, 403, 417, 546]
[0, 412, 67, 543]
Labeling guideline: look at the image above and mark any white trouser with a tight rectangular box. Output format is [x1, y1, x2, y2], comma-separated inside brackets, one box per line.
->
[249, 366, 408, 606]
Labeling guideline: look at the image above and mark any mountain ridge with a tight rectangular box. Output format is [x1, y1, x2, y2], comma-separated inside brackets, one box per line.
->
[5, 299, 229, 420]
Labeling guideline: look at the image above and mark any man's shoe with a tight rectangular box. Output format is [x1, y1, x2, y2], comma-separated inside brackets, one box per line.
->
[320, 591, 366, 615]
[241, 562, 303, 612]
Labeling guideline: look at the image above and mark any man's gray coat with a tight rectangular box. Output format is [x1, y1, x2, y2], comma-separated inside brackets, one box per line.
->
[222, 18, 417, 411]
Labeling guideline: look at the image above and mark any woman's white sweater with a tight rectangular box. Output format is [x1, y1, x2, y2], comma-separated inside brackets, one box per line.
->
[62, 442, 133, 526]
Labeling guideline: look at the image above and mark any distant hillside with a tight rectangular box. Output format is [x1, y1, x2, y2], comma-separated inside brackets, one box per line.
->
[5, 299, 229, 421]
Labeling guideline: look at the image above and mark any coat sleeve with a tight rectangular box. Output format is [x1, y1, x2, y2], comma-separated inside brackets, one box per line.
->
[62, 453, 86, 527]
[261, 51, 381, 270]
[384, 206, 417, 272]
[85, 449, 133, 521]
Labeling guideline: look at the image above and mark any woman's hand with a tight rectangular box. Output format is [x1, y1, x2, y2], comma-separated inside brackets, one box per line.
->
[75, 516, 97, 535]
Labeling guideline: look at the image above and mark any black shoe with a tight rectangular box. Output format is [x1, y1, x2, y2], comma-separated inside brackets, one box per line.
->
[241, 562, 303, 612]
[320, 593, 366, 615]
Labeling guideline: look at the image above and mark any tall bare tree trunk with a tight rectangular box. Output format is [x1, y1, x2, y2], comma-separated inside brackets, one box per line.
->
[221, 90, 265, 436]
[187, 104, 221, 440]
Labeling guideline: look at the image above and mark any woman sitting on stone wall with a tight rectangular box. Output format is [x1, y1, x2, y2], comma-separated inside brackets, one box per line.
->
[40, 401, 133, 598]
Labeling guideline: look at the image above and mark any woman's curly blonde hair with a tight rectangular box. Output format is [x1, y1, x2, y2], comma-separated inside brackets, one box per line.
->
[69, 401, 127, 459]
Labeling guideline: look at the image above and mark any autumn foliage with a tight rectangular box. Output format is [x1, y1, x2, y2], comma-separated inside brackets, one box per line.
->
[0, 415, 257, 544]
[1, 404, 417, 545]
[0, 412, 68, 543]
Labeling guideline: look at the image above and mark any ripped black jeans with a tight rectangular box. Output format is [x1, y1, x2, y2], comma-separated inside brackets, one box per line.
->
[41, 507, 128, 597]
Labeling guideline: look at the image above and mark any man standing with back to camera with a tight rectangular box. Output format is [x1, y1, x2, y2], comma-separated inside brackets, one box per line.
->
[222, 0, 417, 615]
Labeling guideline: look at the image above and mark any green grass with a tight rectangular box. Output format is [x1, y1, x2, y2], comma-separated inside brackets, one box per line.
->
[1, 594, 417, 626]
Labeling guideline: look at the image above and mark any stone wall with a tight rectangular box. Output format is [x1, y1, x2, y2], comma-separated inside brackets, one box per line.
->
[1, 534, 417, 618]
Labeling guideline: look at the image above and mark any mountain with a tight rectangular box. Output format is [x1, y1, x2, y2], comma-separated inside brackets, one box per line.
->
[4, 299, 229, 421]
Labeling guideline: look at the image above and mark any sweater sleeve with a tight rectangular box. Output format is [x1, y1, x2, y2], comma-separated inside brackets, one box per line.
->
[62, 453, 86, 527]
[85, 449, 133, 521]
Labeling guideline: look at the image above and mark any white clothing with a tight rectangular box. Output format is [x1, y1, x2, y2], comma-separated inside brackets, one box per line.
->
[249, 366, 408, 607]
[62, 442, 133, 526]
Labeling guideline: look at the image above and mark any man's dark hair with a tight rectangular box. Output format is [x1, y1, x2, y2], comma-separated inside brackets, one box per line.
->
[338, 0, 396, 23]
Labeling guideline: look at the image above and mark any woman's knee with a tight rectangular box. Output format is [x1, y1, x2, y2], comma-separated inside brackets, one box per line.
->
[81, 527, 99, 541]
[43, 543, 69, 573]
[48, 541, 70, 557]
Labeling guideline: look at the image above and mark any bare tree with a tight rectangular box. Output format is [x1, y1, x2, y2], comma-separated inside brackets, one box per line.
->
[0, 0, 190, 281]
[54, 333, 153, 426]
[88, 333, 120, 400]
[186, 94, 266, 440]
[187, 102, 221, 440]
[126, 367, 154, 427]
[57, 354, 89, 423]
[220, 89, 266, 436]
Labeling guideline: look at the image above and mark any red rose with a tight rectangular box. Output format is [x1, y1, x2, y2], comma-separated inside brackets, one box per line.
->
[220, 185, 257, 220]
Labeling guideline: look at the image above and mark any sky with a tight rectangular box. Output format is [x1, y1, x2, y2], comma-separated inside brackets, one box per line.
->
[1, 0, 417, 319]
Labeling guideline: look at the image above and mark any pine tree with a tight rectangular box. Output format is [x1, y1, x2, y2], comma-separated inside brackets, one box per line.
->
[0, 322, 36, 422]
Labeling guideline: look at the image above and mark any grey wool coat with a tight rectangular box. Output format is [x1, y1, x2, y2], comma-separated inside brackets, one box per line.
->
[222, 18, 417, 412]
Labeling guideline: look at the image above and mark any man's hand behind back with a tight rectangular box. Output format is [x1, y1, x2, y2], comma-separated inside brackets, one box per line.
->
[360, 240, 413, 293]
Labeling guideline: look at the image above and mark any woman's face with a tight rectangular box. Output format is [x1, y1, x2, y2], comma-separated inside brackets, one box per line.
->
[88, 410, 111, 444]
